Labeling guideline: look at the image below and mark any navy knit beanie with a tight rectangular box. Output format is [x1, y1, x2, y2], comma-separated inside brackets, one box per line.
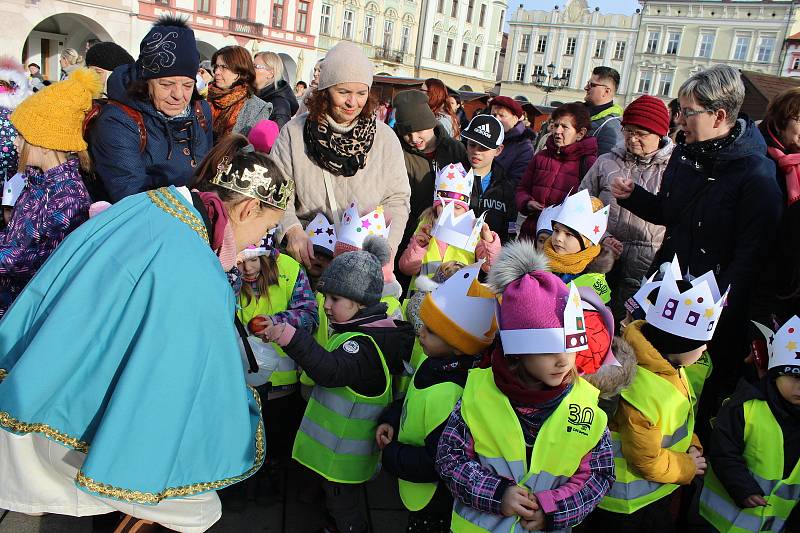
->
[137, 16, 199, 80]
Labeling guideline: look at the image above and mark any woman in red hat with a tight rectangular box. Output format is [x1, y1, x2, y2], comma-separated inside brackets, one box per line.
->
[489, 95, 536, 182]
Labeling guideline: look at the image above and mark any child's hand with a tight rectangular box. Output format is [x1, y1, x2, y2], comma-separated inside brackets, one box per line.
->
[526, 200, 544, 212]
[375, 423, 394, 449]
[261, 322, 286, 343]
[480, 223, 495, 243]
[519, 493, 545, 531]
[688, 446, 707, 476]
[741, 494, 768, 508]
[415, 224, 432, 247]
[611, 176, 634, 199]
[602, 236, 624, 259]
[248, 315, 273, 336]
[500, 486, 537, 519]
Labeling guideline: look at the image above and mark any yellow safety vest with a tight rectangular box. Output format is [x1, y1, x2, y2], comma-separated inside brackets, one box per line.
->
[408, 235, 475, 294]
[684, 350, 713, 409]
[453, 368, 607, 532]
[599, 366, 695, 514]
[573, 272, 611, 304]
[700, 398, 800, 532]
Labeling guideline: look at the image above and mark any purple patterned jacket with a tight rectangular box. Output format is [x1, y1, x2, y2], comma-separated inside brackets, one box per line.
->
[0, 158, 90, 317]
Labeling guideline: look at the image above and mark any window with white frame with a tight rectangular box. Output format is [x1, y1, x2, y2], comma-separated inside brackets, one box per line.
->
[637, 70, 653, 93]
[756, 35, 776, 63]
[698, 31, 715, 59]
[532, 64, 545, 79]
[793, 56, 800, 70]
[320, 4, 332, 35]
[733, 35, 751, 61]
[467, 0, 474, 22]
[479, 4, 486, 26]
[431, 35, 440, 59]
[271, 0, 283, 28]
[666, 32, 680, 55]
[198, 0, 210, 13]
[561, 68, 571, 84]
[296, 1, 309, 32]
[472, 46, 480, 69]
[383, 20, 393, 49]
[614, 41, 626, 60]
[364, 15, 375, 44]
[401, 26, 411, 52]
[515, 63, 526, 82]
[565, 37, 576, 56]
[493, 50, 498, 73]
[451, 0, 458, 17]
[646, 31, 660, 54]
[658, 72, 673, 96]
[497, 10, 504, 33]
[445, 38, 454, 62]
[460, 43, 468, 66]
[520, 34, 530, 53]
[594, 39, 606, 59]
[536, 35, 548, 54]
[437, 0, 444, 13]
[342, 10, 354, 39]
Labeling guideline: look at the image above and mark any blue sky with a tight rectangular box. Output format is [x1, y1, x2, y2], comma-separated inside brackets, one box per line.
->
[517, 0, 640, 16]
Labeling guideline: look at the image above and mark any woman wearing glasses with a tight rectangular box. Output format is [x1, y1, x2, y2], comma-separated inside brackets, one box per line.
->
[208, 45, 272, 140]
[253, 52, 299, 129]
[611, 65, 782, 439]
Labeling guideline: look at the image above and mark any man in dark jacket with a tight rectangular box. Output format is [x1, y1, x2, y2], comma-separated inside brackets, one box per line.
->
[489, 96, 535, 183]
[584, 66, 624, 156]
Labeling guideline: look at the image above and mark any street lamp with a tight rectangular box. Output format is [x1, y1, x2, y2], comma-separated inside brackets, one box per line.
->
[531, 63, 568, 106]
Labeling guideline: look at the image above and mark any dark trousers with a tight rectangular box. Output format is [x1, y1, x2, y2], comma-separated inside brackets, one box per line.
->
[406, 482, 453, 533]
[577, 494, 675, 533]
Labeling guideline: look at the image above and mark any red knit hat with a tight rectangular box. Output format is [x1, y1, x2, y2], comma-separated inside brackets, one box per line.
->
[490, 96, 524, 118]
[622, 95, 670, 137]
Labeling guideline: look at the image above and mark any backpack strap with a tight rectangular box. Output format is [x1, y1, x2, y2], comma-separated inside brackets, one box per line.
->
[106, 101, 147, 153]
[194, 100, 210, 133]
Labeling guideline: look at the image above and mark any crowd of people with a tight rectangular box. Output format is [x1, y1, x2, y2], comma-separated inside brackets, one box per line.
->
[0, 14, 798, 533]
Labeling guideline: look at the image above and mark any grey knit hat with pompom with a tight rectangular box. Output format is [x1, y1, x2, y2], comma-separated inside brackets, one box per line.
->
[317, 235, 390, 306]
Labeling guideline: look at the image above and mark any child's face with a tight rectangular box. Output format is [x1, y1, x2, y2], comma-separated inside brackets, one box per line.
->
[434, 202, 468, 218]
[519, 352, 576, 387]
[324, 293, 364, 323]
[551, 222, 583, 254]
[403, 128, 436, 152]
[535, 231, 551, 252]
[467, 141, 501, 172]
[3, 206, 12, 225]
[776, 374, 800, 406]
[307, 254, 332, 279]
[241, 257, 262, 281]
[668, 345, 707, 368]
[419, 324, 457, 358]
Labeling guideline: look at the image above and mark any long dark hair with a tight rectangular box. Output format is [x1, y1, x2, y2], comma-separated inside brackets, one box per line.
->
[211, 45, 257, 94]
[425, 78, 459, 138]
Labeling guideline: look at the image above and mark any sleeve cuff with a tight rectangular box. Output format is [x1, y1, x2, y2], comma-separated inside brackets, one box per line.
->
[534, 490, 558, 515]
[276, 324, 297, 346]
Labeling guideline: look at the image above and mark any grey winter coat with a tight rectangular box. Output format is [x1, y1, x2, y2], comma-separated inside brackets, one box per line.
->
[232, 96, 272, 137]
[579, 138, 674, 321]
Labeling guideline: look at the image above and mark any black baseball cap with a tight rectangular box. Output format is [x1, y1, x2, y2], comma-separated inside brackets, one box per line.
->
[461, 114, 505, 149]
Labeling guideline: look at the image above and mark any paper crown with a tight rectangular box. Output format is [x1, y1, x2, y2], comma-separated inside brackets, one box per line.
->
[419, 261, 498, 354]
[211, 158, 294, 210]
[2, 172, 25, 207]
[338, 200, 390, 249]
[239, 245, 269, 260]
[625, 256, 682, 319]
[434, 163, 474, 206]
[551, 189, 609, 245]
[536, 204, 561, 236]
[644, 262, 729, 341]
[752, 316, 800, 372]
[431, 198, 486, 252]
[500, 281, 589, 354]
[306, 213, 337, 255]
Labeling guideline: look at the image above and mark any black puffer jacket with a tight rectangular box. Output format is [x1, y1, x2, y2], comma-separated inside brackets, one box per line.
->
[256, 80, 299, 129]
[470, 160, 518, 243]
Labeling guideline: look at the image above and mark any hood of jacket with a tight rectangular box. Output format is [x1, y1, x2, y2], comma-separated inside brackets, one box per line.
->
[622, 320, 679, 379]
[609, 136, 674, 167]
[544, 134, 598, 160]
[106, 63, 193, 122]
[256, 79, 299, 115]
[504, 121, 537, 144]
[584, 335, 638, 399]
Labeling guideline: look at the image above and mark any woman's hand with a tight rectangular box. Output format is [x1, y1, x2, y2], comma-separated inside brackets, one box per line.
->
[286, 225, 316, 268]
[375, 423, 394, 449]
[610, 177, 634, 199]
[526, 200, 544, 212]
[415, 224, 432, 247]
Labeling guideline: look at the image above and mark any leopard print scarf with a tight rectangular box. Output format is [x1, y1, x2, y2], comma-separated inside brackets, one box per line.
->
[303, 114, 377, 177]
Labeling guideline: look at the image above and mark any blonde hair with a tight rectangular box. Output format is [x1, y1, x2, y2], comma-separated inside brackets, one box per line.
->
[253, 52, 284, 89]
[16, 137, 91, 174]
[60, 48, 83, 66]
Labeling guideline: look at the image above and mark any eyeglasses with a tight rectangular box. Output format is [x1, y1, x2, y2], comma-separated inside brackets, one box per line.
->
[585, 82, 609, 90]
[678, 107, 714, 119]
[622, 127, 655, 139]
[254, 64, 274, 72]
[213, 63, 230, 73]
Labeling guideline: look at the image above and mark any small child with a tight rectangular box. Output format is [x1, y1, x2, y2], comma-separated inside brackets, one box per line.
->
[533, 203, 559, 252]
[436, 241, 615, 532]
[699, 316, 800, 533]
[376, 262, 498, 532]
[304, 212, 336, 290]
[247, 119, 280, 154]
[543, 189, 614, 303]
[399, 163, 500, 293]
[587, 258, 728, 531]
[258, 236, 415, 533]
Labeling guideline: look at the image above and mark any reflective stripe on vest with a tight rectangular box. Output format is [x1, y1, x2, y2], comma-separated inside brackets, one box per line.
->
[699, 398, 800, 532]
[573, 272, 611, 304]
[408, 234, 475, 294]
[600, 366, 695, 514]
[684, 351, 713, 410]
[453, 369, 607, 532]
[397, 376, 465, 511]
[292, 331, 391, 484]
[237, 254, 301, 386]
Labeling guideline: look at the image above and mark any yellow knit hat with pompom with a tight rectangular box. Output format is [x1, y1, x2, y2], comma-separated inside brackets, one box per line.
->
[10, 68, 102, 152]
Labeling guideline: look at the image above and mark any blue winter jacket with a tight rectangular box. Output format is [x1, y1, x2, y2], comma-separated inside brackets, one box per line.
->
[88, 64, 213, 202]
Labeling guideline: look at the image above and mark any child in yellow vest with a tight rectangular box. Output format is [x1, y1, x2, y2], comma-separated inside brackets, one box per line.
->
[435, 241, 615, 532]
[399, 163, 500, 294]
[585, 258, 728, 532]
[699, 316, 800, 533]
[375, 261, 498, 532]
[256, 236, 415, 533]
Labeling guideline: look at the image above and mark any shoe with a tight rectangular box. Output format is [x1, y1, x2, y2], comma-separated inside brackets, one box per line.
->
[112, 514, 162, 533]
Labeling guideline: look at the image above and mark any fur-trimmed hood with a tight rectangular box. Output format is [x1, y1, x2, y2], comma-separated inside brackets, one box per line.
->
[583, 335, 637, 400]
[0, 56, 33, 111]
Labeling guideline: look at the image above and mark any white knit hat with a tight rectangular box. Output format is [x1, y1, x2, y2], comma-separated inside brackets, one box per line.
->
[317, 41, 374, 90]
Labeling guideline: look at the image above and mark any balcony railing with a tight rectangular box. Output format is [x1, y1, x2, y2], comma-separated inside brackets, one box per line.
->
[374, 46, 406, 63]
[229, 18, 264, 37]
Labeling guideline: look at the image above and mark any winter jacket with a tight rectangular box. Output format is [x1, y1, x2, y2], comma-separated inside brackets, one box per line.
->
[618, 118, 782, 372]
[271, 113, 411, 255]
[223, 95, 272, 138]
[494, 121, 535, 183]
[0, 159, 90, 317]
[580, 139, 674, 322]
[611, 321, 703, 485]
[0, 108, 18, 183]
[516, 135, 598, 239]
[588, 102, 624, 156]
[88, 63, 213, 202]
[275, 303, 416, 397]
[255, 80, 298, 129]
[470, 159, 518, 243]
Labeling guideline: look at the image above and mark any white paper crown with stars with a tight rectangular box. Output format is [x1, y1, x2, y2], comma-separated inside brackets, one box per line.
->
[337, 199, 390, 249]
[644, 264, 729, 341]
[433, 163, 475, 207]
[752, 315, 800, 373]
[625, 256, 682, 318]
[306, 213, 337, 256]
[551, 189, 610, 245]
[431, 197, 487, 252]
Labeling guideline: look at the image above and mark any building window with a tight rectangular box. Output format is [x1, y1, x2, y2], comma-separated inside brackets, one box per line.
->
[296, 1, 308, 32]
[271, 0, 284, 28]
[445, 38, 454, 62]
[733, 35, 750, 61]
[793, 56, 800, 70]
[515, 63, 526, 82]
[637, 70, 653, 93]
[658, 71, 673, 96]
[594, 39, 606, 59]
[364, 15, 375, 43]
[698, 32, 714, 59]
[467, 0, 474, 22]
[235, 0, 249, 18]
[197, 0, 210, 13]
[401, 26, 411, 52]
[532, 64, 544, 78]
[565, 37, 576, 56]
[431, 35, 440, 58]
[437, 0, 444, 13]
[498, 10, 504, 33]
[561, 67, 571, 85]
[646, 31, 660, 54]
[472, 46, 480, 68]
[451, 0, 458, 17]
[614, 40, 626, 60]
[460, 43, 469, 65]
[383, 20, 394, 50]
[320, 4, 332, 35]
[493, 50, 499, 73]
[666, 32, 680, 55]
[757, 35, 775, 63]
[520, 34, 530, 53]
[342, 10, 354, 39]
[155, 0, 170, 5]
[536, 35, 547, 54]
[479, 4, 486, 26]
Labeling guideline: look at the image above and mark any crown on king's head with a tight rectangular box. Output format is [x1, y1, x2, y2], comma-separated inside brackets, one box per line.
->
[431, 198, 487, 252]
[644, 262, 729, 341]
[211, 158, 294, 211]
[306, 213, 337, 254]
[338, 199, 390, 248]
[551, 189, 609, 245]
[433, 163, 474, 205]
[752, 315, 800, 372]
[626, 256, 682, 318]
[564, 281, 589, 352]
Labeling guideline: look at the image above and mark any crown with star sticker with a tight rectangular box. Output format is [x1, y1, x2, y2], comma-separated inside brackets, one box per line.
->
[752, 316, 800, 374]
[431, 197, 487, 252]
[433, 163, 475, 208]
[644, 262, 729, 341]
[337, 200, 390, 250]
[551, 189, 609, 246]
[625, 256, 683, 319]
[306, 213, 337, 257]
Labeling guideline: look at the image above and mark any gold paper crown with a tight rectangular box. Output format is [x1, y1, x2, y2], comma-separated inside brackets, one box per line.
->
[210, 158, 294, 210]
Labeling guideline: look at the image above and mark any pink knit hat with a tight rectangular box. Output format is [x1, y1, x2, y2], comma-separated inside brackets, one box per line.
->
[248, 120, 280, 154]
